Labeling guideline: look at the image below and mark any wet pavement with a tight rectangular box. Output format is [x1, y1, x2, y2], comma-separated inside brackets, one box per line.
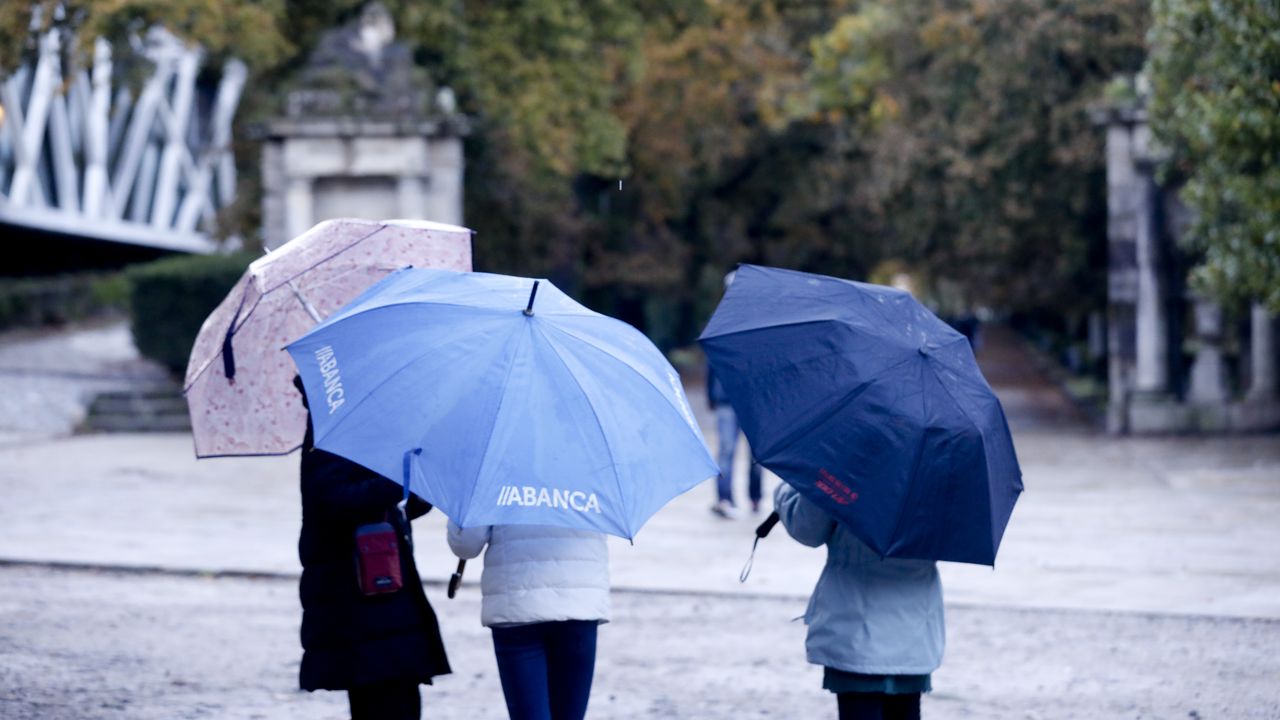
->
[2, 564, 1276, 720]
[1, 320, 1278, 718]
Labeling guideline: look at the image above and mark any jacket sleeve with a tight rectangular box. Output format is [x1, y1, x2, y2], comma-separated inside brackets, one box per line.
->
[447, 520, 492, 559]
[774, 483, 836, 548]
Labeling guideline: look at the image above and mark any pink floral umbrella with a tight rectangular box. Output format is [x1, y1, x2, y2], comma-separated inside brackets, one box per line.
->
[184, 218, 473, 457]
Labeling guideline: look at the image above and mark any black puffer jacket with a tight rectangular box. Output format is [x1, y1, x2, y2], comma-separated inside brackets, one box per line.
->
[297, 386, 451, 691]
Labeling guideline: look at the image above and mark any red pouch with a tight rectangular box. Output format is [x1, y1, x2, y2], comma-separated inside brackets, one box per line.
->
[355, 521, 403, 595]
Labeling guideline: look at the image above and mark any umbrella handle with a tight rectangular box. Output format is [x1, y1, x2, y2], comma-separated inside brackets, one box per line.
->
[739, 511, 781, 583]
[447, 559, 466, 599]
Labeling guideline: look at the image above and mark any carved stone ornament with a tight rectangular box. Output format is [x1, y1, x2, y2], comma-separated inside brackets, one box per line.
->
[287, 2, 430, 119]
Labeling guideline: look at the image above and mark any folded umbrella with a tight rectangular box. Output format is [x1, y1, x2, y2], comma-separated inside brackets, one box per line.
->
[699, 264, 1022, 565]
[184, 218, 472, 457]
[286, 267, 719, 540]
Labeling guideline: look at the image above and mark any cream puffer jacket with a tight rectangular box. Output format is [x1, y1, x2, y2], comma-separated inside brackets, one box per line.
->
[446, 522, 610, 627]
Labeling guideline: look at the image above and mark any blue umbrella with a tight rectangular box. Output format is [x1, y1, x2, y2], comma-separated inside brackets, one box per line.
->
[286, 267, 718, 540]
[699, 265, 1022, 565]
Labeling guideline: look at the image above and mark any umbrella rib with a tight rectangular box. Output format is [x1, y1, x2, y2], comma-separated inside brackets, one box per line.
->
[310, 321, 507, 449]
[700, 318, 836, 343]
[543, 322, 720, 456]
[185, 282, 266, 391]
[532, 323, 631, 539]
[188, 262, 405, 391]
[921, 349, 998, 562]
[456, 325, 529, 528]
[883, 358, 931, 559]
[924, 344, 989, 445]
[753, 352, 920, 463]
[545, 322, 704, 431]
[255, 224, 387, 294]
[325, 298, 528, 328]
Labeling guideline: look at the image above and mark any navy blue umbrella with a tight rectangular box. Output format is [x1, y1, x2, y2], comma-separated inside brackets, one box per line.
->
[699, 265, 1022, 565]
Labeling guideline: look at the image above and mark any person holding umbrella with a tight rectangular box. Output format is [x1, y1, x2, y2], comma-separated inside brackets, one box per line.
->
[286, 267, 719, 720]
[700, 264, 1024, 719]
[774, 484, 942, 720]
[183, 218, 473, 718]
[294, 377, 451, 719]
[446, 523, 608, 720]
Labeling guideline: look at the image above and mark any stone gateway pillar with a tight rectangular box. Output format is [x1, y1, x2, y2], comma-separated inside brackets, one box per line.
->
[1095, 94, 1280, 434]
[1247, 304, 1277, 403]
[258, 3, 467, 249]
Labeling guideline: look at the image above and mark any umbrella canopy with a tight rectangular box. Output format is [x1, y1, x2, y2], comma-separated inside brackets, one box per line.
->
[184, 218, 472, 457]
[699, 265, 1022, 565]
[286, 267, 719, 540]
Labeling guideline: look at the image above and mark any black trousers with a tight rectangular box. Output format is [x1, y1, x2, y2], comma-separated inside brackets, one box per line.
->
[837, 692, 921, 720]
[348, 681, 420, 720]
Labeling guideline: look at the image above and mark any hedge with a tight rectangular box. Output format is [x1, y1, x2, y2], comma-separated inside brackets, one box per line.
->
[0, 273, 130, 330]
[127, 252, 255, 375]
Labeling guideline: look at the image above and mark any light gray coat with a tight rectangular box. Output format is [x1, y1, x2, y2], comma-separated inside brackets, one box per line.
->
[446, 522, 610, 627]
[774, 484, 945, 674]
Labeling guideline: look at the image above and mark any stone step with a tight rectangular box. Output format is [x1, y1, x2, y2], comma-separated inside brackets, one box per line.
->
[89, 393, 190, 417]
[85, 413, 193, 433]
[82, 385, 191, 433]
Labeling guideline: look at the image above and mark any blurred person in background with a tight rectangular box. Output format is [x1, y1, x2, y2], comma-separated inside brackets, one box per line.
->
[708, 269, 764, 519]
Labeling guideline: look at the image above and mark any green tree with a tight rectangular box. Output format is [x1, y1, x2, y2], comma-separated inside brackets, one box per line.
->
[0, 1, 291, 74]
[800, 0, 1149, 316]
[1148, 0, 1280, 311]
[608, 1, 887, 344]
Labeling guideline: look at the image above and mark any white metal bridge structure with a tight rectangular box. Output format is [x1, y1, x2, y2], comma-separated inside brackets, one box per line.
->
[0, 27, 245, 255]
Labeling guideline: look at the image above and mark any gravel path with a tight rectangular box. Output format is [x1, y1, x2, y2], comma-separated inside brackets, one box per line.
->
[1, 565, 1276, 720]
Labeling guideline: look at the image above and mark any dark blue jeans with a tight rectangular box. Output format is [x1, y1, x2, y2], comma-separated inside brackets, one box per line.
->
[715, 406, 763, 505]
[491, 620, 598, 720]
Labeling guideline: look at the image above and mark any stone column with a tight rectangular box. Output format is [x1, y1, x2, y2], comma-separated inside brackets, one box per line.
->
[423, 137, 464, 225]
[1106, 308, 1130, 434]
[1188, 298, 1228, 404]
[395, 175, 427, 219]
[1133, 177, 1168, 395]
[1247, 303, 1276, 402]
[1088, 311, 1106, 367]
[260, 141, 287, 248]
[284, 176, 315, 244]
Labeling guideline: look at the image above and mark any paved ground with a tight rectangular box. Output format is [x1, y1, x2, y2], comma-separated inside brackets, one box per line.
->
[1, 321, 1279, 718]
[2, 565, 1276, 720]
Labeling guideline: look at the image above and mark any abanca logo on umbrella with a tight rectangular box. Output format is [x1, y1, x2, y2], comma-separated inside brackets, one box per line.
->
[496, 485, 602, 513]
[313, 345, 345, 414]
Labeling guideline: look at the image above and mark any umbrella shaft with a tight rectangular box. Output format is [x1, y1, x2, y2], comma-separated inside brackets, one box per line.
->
[288, 280, 323, 323]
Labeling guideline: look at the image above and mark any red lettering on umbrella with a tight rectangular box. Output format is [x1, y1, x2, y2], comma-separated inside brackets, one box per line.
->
[816, 468, 859, 505]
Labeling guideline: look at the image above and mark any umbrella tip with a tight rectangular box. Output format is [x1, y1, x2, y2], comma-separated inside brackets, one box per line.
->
[523, 281, 541, 316]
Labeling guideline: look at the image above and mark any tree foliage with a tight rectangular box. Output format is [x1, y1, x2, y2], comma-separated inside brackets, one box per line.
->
[1, 0, 1156, 346]
[798, 0, 1148, 314]
[0, 1, 291, 74]
[1148, 0, 1280, 311]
